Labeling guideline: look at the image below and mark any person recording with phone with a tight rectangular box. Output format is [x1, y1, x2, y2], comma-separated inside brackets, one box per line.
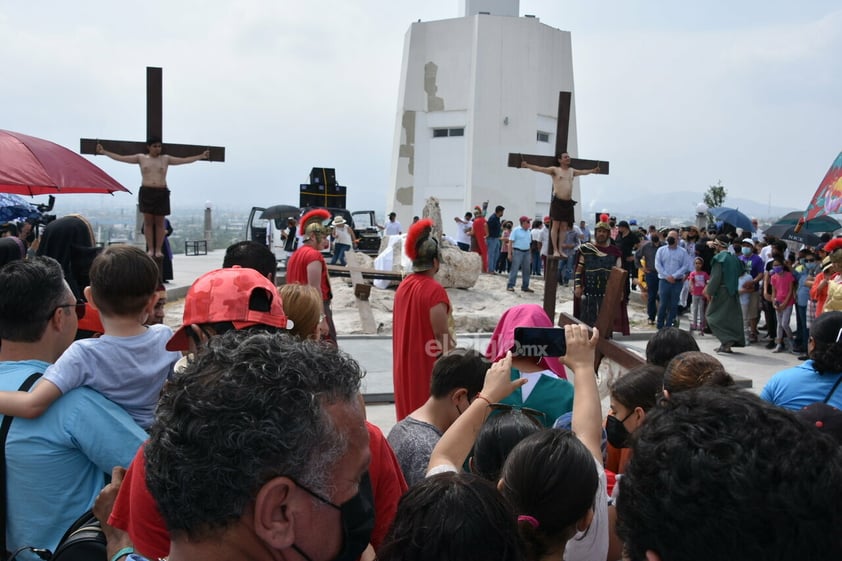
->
[485, 304, 573, 426]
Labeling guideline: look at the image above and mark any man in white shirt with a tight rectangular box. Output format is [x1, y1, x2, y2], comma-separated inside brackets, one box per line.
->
[384, 212, 402, 236]
[454, 212, 473, 251]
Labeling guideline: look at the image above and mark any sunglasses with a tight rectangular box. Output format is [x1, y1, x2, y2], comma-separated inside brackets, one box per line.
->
[487, 402, 547, 426]
[51, 299, 86, 320]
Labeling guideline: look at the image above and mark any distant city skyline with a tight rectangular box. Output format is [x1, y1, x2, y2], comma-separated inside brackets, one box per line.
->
[2, 1, 840, 219]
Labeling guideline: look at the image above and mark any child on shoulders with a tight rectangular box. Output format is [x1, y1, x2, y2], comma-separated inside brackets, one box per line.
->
[0, 245, 180, 429]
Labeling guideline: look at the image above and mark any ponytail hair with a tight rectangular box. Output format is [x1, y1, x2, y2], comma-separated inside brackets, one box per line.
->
[810, 312, 842, 374]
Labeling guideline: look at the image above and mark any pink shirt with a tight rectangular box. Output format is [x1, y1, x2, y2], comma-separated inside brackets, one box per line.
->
[688, 270, 710, 296]
[770, 270, 796, 307]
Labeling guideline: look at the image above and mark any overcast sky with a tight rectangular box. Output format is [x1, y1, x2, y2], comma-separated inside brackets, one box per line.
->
[2, 0, 840, 218]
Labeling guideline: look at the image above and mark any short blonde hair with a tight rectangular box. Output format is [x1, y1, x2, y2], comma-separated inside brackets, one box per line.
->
[279, 284, 322, 339]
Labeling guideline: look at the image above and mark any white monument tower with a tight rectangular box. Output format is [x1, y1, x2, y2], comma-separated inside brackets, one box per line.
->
[387, 0, 583, 229]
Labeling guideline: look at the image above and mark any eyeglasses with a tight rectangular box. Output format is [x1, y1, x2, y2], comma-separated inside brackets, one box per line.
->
[487, 402, 547, 426]
[50, 300, 86, 320]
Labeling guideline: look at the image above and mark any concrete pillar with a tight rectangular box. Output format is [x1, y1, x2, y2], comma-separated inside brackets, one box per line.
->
[204, 201, 213, 250]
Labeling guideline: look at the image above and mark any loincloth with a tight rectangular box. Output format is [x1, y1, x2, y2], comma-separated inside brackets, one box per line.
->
[138, 186, 171, 216]
[550, 197, 577, 224]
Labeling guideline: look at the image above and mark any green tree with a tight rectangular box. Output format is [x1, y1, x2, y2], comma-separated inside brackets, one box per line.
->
[704, 180, 727, 209]
[704, 180, 727, 224]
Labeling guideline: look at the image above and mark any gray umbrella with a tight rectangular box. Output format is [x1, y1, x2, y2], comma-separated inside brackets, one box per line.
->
[260, 205, 300, 221]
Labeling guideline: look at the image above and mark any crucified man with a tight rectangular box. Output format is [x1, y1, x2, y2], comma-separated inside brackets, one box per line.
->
[521, 152, 599, 259]
[97, 138, 208, 258]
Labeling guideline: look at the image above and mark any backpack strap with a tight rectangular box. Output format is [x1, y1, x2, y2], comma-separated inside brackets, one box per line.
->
[823, 374, 842, 404]
[1, 373, 43, 560]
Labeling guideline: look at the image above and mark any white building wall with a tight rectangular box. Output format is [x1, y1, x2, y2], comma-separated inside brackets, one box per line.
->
[388, 12, 581, 229]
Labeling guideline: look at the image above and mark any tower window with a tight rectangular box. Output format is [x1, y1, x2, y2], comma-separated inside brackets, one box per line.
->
[433, 128, 465, 138]
[537, 131, 550, 143]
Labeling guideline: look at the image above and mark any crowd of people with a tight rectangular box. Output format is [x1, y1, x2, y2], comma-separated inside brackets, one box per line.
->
[1, 202, 842, 561]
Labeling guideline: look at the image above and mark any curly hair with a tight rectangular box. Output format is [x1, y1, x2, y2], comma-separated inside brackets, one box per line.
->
[663, 351, 735, 394]
[500, 429, 598, 560]
[617, 387, 842, 561]
[377, 472, 524, 561]
[0, 257, 67, 342]
[145, 331, 364, 539]
[810, 311, 842, 374]
[645, 327, 699, 367]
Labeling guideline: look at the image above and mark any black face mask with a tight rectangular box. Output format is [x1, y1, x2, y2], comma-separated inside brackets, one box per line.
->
[292, 472, 376, 561]
[605, 412, 633, 448]
[667, 237, 676, 246]
[651, 236, 660, 244]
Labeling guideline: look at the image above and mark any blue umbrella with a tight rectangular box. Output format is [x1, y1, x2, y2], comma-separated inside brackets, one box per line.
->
[0, 193, 41, 223]
[709, 207, 754, 233]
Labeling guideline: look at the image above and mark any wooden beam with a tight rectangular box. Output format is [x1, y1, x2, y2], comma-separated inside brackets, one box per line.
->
[507, 153, 609, 174]
[80, 139, 225, 162]
[558, 312, 645, 371]
[345, 249, 378, 334]
[80, 66, 225, 162]
[147, 67, 163, 141]
[326, 264, 404, 282]
[543, 255, 561, 322]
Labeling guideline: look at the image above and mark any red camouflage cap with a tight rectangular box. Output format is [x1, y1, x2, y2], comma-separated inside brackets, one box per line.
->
[166, 266, 291, 351]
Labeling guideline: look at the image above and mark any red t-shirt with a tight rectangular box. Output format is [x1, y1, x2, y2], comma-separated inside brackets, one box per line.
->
[109, 444, 169, 559]
[392, 273, 451, 421]
[286, 245, 332, 300]
[109, 422, 409, 558]
[367, 422, 408, 550]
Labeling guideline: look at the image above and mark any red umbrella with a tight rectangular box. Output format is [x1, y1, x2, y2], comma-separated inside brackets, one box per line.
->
[794, 151, 842, 232]
[0, 129, 130, 196]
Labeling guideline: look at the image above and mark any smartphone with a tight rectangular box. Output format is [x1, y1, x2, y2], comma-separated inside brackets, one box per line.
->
[513, 327, 567, 357]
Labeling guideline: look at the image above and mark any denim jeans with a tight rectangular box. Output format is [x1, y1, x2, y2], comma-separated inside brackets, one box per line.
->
[691, 294, 707, 330]
[657, 278, 682, 329]
[486, 237, 501, 273]
[330, 243, 350, 266]
[531, 249, 542, 275]
[560, 251, 577, 285]
[508, 249, 531, 290]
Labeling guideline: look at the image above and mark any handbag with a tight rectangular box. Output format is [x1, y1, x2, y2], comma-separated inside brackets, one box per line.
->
[48, 510, 106, 561]
[1, 373, 106, 561]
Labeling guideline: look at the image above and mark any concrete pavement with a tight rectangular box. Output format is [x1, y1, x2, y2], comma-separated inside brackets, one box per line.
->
[162, 250, 803, 436]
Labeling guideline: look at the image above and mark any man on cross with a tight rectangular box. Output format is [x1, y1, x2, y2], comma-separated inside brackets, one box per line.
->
[521, 153, 599, 259]
[97, 138, 208, 258]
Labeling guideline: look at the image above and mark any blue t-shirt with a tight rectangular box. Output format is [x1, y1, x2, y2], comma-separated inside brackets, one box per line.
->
[44, 324, 180, 429]
[510, 227, 532, 251]
[487, 214, 502, 238]
[760, 360, 842, 410]
[1, 360, 146, 560]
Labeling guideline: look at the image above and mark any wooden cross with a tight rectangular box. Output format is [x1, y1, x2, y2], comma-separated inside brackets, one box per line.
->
[510, 91, 609, 303]
[507, 91, 608, 173]
[80, 67, 225, 161]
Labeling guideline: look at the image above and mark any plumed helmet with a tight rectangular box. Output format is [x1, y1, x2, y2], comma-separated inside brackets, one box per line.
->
[827, 238, 842, 265]
[595, 213, 611, 232]
[299, 208, 332, 239]
[406, 218, 439, 272]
